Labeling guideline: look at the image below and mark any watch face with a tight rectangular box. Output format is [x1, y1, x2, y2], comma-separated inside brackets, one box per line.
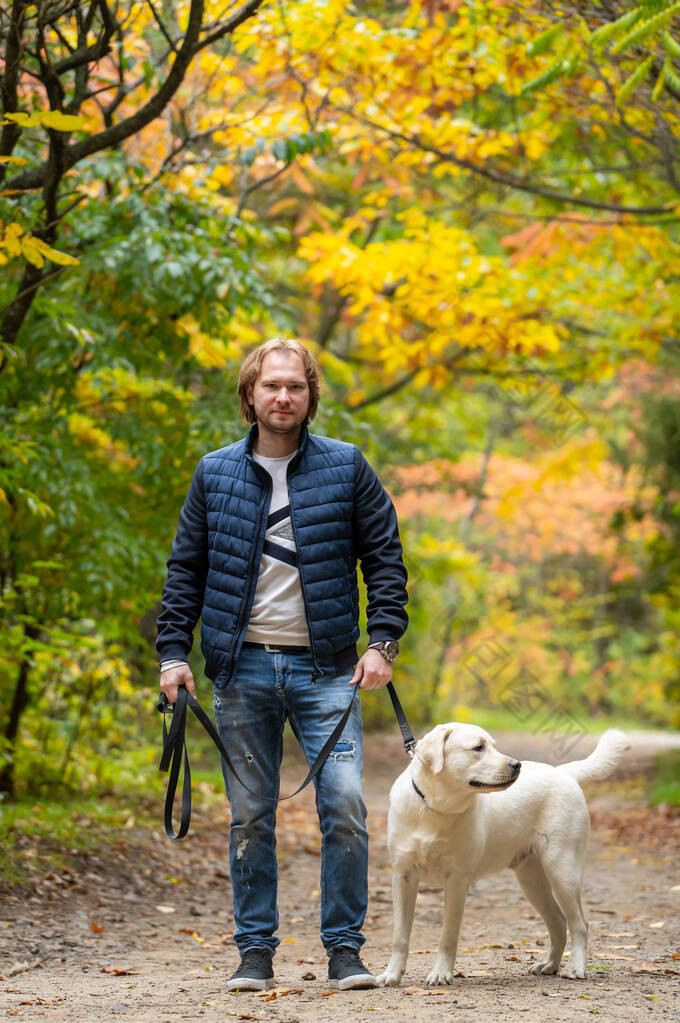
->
[384, 640, 399, 660]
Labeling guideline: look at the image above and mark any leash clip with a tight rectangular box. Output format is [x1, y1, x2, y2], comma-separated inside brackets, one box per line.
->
[405, 738, 417, 759]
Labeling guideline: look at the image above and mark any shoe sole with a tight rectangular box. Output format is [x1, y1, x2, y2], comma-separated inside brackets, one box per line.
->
[334, 974, 378, 990]
[226, 976, 276, 991]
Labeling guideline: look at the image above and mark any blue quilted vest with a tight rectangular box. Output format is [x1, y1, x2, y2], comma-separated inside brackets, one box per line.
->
[203, 424, 361, 685]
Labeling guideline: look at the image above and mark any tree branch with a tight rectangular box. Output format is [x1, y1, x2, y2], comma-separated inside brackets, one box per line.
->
[5, 0, 265, 194]
[332, 106, 675, 217]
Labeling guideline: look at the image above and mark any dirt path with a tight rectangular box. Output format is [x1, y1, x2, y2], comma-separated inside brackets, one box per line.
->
[1, 730, 679, 1022]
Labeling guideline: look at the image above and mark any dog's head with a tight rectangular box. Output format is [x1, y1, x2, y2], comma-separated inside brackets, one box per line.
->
[415, 723, 521, 795]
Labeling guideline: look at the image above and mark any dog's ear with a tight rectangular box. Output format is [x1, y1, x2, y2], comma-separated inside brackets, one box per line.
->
[416, 725, 455, 775]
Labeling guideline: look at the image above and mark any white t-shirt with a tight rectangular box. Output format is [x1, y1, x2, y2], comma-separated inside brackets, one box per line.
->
[243, 450, 311, 646]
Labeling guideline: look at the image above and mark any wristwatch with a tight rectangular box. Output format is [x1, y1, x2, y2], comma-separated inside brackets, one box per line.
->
[368, 640, 400, 663]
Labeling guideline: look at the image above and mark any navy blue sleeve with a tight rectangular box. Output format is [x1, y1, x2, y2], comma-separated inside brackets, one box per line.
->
[155, 459, 209, 662]
[352, 446, 408, 643]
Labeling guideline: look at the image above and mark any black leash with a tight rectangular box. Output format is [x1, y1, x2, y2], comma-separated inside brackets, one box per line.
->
[157, 680, 417, 841]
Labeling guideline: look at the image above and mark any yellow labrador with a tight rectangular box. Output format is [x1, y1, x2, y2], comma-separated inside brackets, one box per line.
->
[377, 723, 630, 987]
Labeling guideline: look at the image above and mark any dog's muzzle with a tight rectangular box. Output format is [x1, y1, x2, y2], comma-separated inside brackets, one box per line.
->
[469, 759, 521, 789]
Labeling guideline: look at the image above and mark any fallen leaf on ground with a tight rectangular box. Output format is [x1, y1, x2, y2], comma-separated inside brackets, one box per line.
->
[99, 966, 137, 976]
[593, 953, 634, 961]
[649, 921, 665, 929]
[90, 921, 103, 933]
[632, 962, 661, 973]
[253, 988, 302, 999]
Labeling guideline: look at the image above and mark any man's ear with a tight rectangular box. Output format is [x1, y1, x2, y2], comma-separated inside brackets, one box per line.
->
[415, 725, 455, 775]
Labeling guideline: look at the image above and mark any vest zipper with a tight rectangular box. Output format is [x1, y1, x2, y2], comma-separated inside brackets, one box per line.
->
[287, 475, 321, 681]
[228, 469, 272, 677]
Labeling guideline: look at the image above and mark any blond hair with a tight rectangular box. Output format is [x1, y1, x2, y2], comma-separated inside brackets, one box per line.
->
[237, 337, 321, 424]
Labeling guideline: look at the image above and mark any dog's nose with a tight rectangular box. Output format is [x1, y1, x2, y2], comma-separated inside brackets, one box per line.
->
[509, 759, 521, 773]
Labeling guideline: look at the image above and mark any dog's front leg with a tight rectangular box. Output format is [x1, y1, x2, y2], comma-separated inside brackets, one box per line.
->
[377, 866, 419, 987]
[426, 874, 469, 986]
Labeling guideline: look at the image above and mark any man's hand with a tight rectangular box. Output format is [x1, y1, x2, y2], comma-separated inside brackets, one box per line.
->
[160, 663, 197, 704]
[350, 647, 393, 690]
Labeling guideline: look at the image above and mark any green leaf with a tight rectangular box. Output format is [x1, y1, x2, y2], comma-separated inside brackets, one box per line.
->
[526, 24, 564, 57]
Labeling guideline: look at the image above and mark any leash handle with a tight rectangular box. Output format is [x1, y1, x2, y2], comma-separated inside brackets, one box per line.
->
[158, 683, 360, 841]
[385, 681, 418, 757]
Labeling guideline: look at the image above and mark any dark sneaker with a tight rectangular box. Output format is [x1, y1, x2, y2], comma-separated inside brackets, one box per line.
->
[328, 945, 377, 990]
[226, 948, 275, 991]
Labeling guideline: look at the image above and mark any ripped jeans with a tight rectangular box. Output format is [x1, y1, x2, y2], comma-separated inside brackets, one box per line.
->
[212, 644, 368, 954]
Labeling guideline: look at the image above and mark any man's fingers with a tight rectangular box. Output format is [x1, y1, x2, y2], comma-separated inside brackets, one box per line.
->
[350, 661, 364, 685]
[160, 666, 196, 703]
[360, 674, 384, 691]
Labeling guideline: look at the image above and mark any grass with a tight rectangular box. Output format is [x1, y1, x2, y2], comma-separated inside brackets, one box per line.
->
[649, 749, 680, 806]
[0, 745, 228, 888]
[0, 794, 140, 886]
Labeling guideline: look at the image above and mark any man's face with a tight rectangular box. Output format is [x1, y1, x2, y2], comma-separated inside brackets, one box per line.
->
[246, 351, 310, 435]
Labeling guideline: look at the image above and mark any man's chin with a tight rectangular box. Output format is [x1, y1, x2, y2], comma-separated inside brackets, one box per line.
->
[260, 417, 304, 434]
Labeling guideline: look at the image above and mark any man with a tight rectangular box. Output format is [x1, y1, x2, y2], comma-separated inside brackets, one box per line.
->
[156, 337, 408, 991]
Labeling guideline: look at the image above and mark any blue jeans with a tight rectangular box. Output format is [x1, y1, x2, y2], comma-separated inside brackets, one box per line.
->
[212, 645, 368, 954]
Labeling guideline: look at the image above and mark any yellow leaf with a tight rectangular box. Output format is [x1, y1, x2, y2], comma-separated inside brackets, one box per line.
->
[0, 155, 27, 164]
[17, 233, 78, 267]
[2, 112, 41, 126]
[41, 111, 86, 132]
[40, 243, 79, 266]
[20, 236, 45, 267]
[2, 222, 24, 257]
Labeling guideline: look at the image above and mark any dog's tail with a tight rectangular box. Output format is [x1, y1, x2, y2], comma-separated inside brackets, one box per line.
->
[555, 729, 630, 785]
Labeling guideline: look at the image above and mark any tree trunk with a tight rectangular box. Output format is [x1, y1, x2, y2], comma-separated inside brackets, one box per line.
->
[0, 624, 39, 798]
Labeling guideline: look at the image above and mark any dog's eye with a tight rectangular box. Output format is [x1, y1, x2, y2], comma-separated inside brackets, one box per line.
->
[473, 741, 485, 752]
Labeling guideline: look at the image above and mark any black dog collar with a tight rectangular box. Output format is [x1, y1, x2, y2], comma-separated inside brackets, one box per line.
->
[412, 777, 426, 801]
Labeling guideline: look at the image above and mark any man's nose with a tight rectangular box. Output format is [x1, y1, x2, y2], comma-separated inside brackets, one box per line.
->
[277, 388, 291, 402]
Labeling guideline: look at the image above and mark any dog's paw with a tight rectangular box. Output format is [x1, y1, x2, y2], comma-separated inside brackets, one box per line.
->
[528, 961, 559, 976]
[559, 964, 586, 980]
[376, 970, 402, 988]
[425, 967, 455, 986]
